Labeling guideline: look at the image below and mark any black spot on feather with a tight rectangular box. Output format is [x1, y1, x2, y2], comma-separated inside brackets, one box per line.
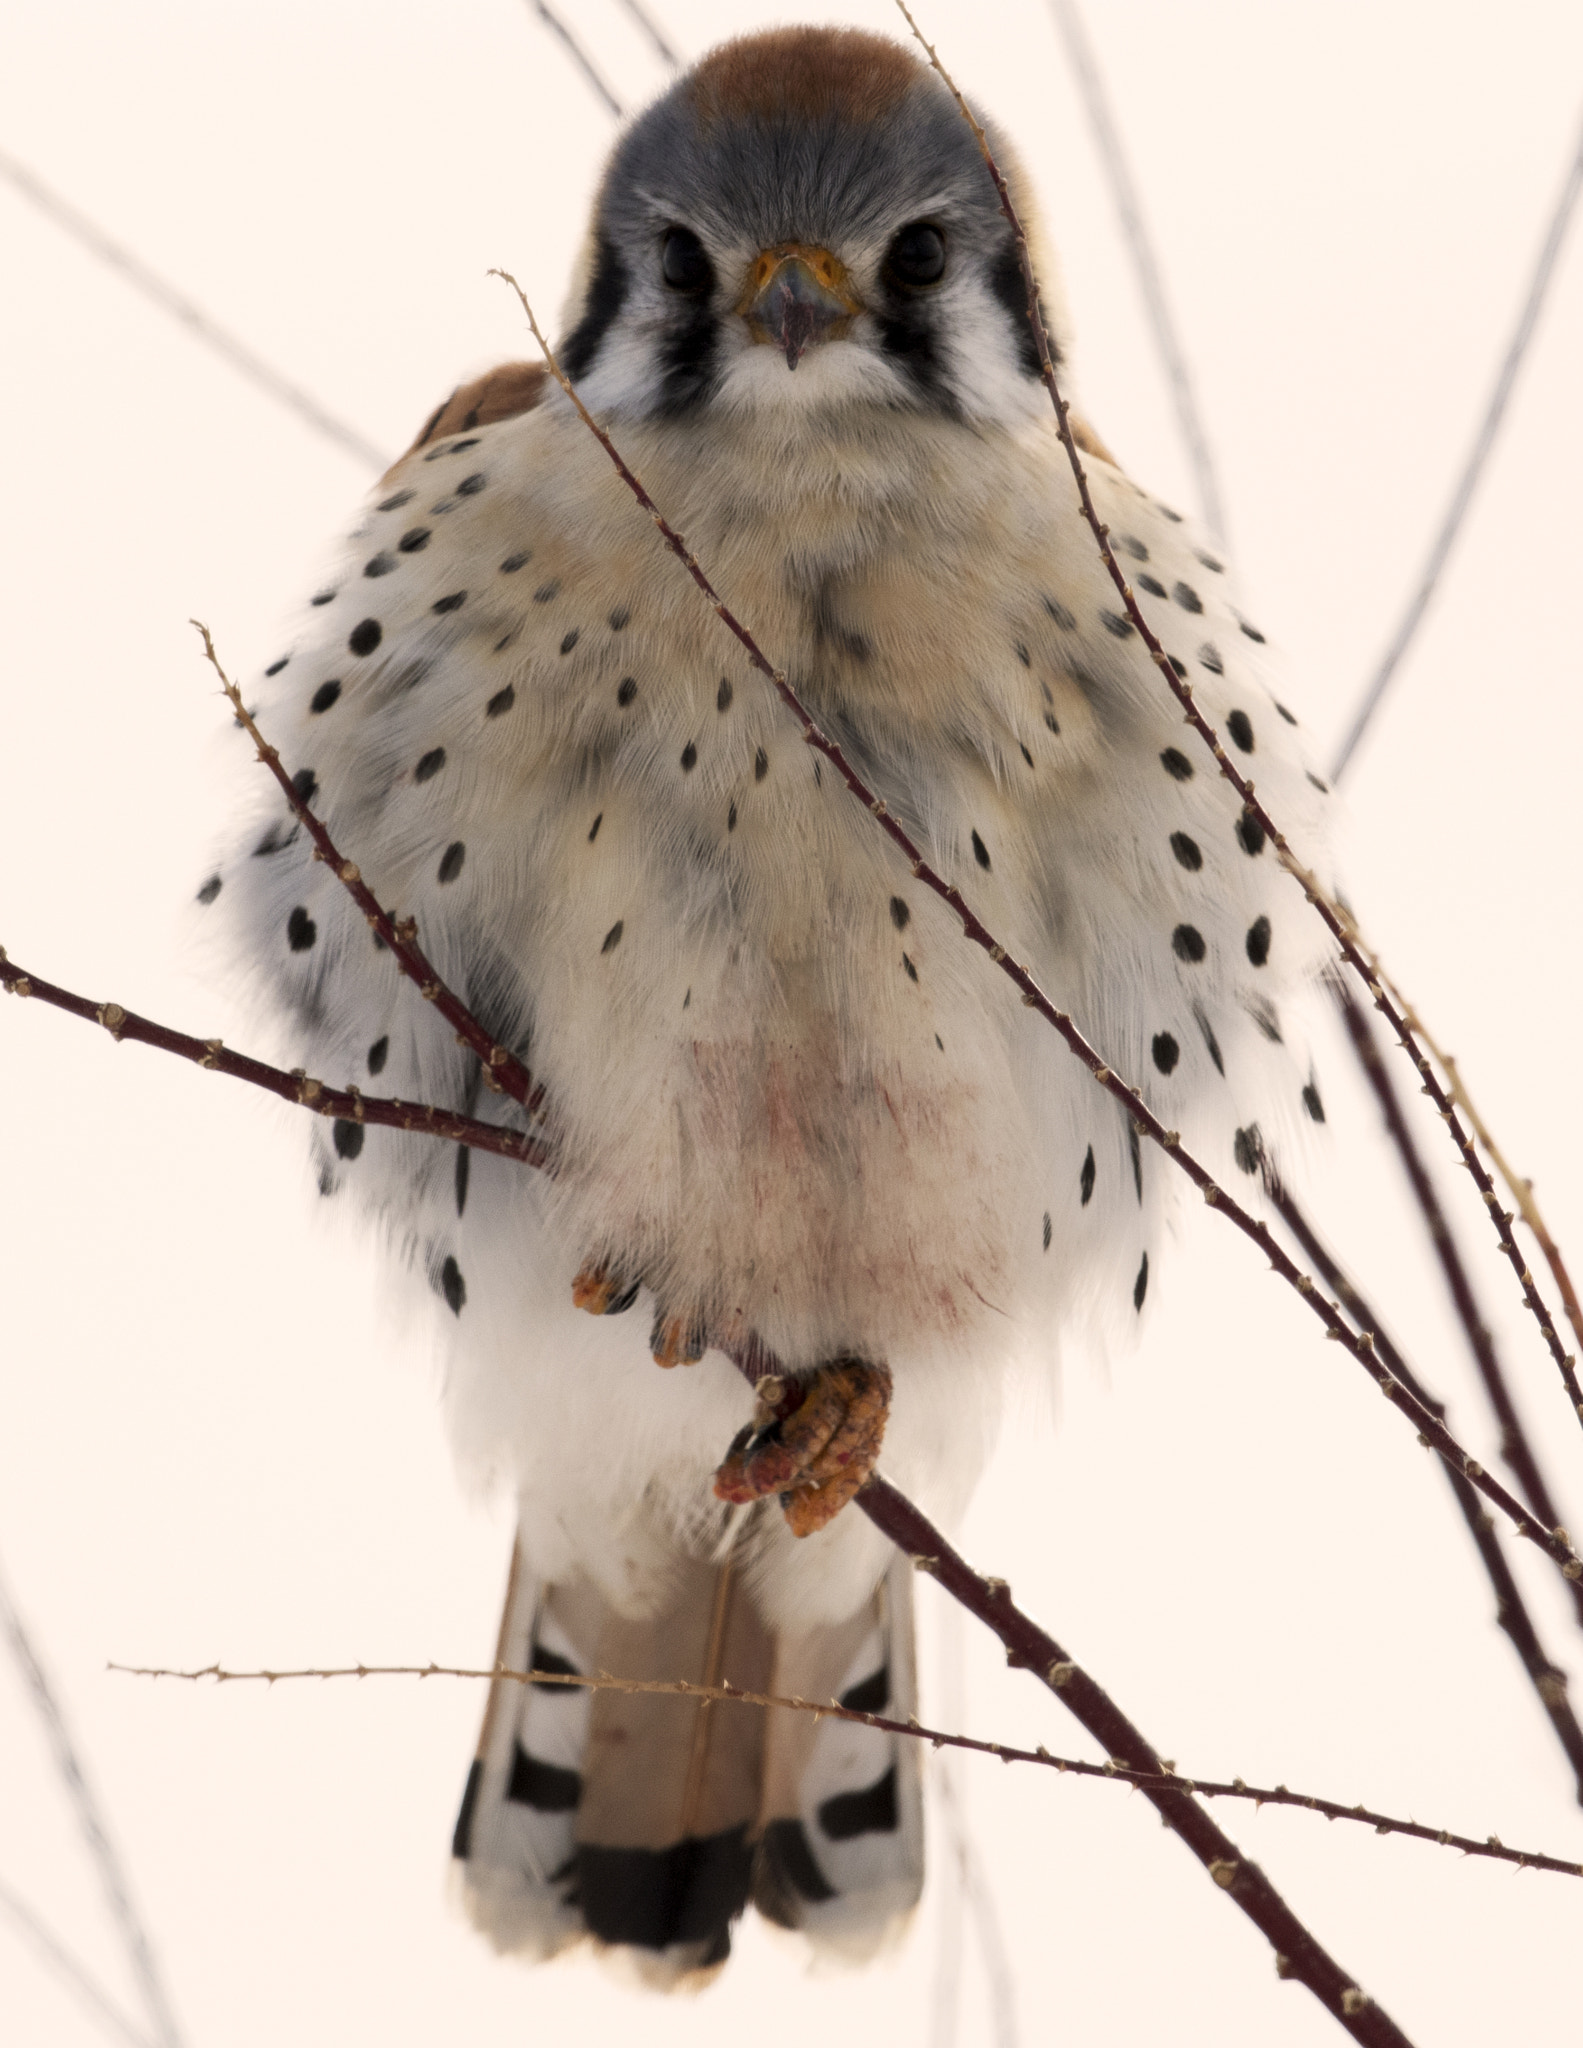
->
[507, 1745, 579, 1813]
[818, 1766, 897, 1841]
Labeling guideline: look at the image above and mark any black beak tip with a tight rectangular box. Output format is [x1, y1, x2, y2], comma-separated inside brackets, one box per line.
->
[780, 300, 818, 372]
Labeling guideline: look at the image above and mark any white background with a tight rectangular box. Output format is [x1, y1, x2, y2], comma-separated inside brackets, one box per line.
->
[2, 2, 1582, 2042]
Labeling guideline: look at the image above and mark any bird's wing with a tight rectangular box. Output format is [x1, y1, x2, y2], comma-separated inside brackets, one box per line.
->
[394, 360, 550, 473]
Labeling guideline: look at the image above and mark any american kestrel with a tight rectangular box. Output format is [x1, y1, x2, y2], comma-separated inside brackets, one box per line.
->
[201, 25, 1332, 1983]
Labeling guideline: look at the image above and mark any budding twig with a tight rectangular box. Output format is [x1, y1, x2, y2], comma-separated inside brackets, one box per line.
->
[193, 623, 546, 1124]
[1267, 1169, 1583, 1799]
[1356, 955, 1583, 1369]
[488, 272, 1583, 1598]
[0, 951, 547, 1168]
[892, 0, 1583, 1434]
[18, 883, 1419, 2041]
[706, 1343, 1406, 2045]
[1334, 985, 1583, 1631]
[112, 1660, 1583, 1883]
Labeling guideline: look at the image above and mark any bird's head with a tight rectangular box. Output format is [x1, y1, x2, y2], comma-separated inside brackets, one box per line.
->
[555, 26, 1068, 431]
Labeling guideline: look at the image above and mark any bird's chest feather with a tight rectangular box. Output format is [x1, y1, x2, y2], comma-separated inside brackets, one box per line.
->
[216, 402, 1330, 1363]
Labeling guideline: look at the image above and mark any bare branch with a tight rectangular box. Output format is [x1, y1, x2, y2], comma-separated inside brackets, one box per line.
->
[112, 1660, 1583, 1884]
[194, 623, 548, 1125]
[0, 1560, 184, 2048]
[701, 1331, 1415, 2046]
[0, 951, 548, 1168]
[855, 1480, 1417, 2041]
[1331, 100, 1583, 780]
[1367, 966, 1583, 1366]
[486, 264, 1583, 1591]
[0, 1873, 155, 2048]
[0, 145, 389, 473]
[1267, 1170, 1583, 1798]
[1335, 984, 1583, 1628]
[891, 0, 1583, 1435]
[524, 0, 623, 118]
[614, 0, 681, 70]
[1043, 0, 1228, 541]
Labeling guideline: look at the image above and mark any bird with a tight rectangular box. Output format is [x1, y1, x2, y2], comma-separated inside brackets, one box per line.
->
[198, 23, 1334, 1985]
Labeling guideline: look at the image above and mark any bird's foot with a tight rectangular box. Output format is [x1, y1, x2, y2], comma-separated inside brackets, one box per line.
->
[650, 1307, 707, 1369]
[572, 1259, 707, 1368]
[571, 1258, 640, 1316]
[713, 1359, 892, 1536]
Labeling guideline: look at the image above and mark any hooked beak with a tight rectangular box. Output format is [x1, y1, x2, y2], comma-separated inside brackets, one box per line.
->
[738, 245, 862, 370]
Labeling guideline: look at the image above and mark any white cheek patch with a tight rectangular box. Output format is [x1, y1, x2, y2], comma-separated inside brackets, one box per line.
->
[571, 257, 1044, 429]
[942, 281, 1050, 427]
[576, 326, 666, 416]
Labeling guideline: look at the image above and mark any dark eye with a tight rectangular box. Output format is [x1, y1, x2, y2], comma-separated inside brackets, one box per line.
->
[885, 222, 946, 290]
[661, 227, 713, 294]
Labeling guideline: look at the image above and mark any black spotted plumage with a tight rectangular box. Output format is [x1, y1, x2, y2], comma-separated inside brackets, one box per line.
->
[212, 21, 1338, 1991]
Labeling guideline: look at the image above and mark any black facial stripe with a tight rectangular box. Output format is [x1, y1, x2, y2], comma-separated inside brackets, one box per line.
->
[657, 298, 721, 414]
[987, 238, 1049, 378]
[561, 233, 631, 380]
[876, 301, 957, 412]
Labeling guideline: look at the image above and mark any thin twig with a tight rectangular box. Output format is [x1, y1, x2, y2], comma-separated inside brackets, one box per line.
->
[613, 0, 681, 70]
[525, 0, 623, 118]
[1267, 1172, 1583, 1801]
[892, 0, 1583, 1433]
[10, 950, 1430, 2034]
[1335, 984, 1583, 1628]
[850, 1479, 1415, 2043]
[0, 1873, 155, 2048]
[193, 623, 548, 1124]
[111, 1661, 1583, 1884]
[713, 1355, 1418, 2047]
[17, 894, 1434, 2036]
[929, 1780, 968, 2048]
[1376, 972, 1583, 1364]
[931, 1598, 1020, 2048]
[0, 1561, 184, 2048]
[935, 1750, 1021, 2047]
[0, 951, 548, 1168]
[0, 870, 1412, 2033]
[1457, 1062, 1583, 1358]
[0, 145, 389, 473]
[488, 263, 1583, 1594]
[1331, 100, 1583, 781]
[1043, 0, 1228, 542]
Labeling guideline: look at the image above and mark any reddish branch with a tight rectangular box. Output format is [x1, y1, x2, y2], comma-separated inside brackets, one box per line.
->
[0, 951, 547, 1168]
[5, 95, 1558, 2031]
[201, 632, 1583, 1622]
[0, 934, 1430, 2040]
[193, 623, 546, 1122]
[713, 1344, 1409, 2042]
[490, 270, 1583, 1596]
[1335, 985, 1583, 1632]
[112, 1661, 1583, 1884]
[1439, 1042, 1583, 1361]
[1268, 1169, 1583, 1801]
[873, 1481, 1407, 2039]
[891, 0, 1583, 1430]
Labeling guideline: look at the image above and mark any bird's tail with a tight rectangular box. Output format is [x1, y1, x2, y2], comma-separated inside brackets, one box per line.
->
[451, 1524, 923, 1982]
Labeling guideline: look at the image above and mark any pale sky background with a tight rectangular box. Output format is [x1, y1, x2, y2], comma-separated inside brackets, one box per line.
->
[2, 2, 1582, 2043]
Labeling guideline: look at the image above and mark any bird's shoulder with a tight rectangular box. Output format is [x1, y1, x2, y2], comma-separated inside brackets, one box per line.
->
[394, 360, 550, 471]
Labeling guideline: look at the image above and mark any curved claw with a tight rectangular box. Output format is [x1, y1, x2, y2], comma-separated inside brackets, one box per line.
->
[714, 1359, 891, 1535]
[572, 1259, 640, 1316]
[651, 1308, 707, 1369]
